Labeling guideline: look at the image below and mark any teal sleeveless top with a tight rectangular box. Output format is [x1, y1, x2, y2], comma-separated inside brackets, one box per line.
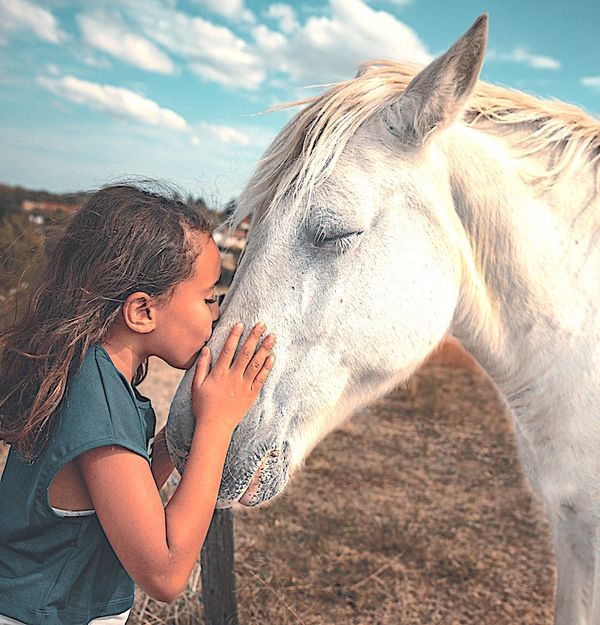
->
[0, 345, 156, 625]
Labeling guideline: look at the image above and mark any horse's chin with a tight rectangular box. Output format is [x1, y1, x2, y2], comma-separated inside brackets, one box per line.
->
[216, 442, 290, 508]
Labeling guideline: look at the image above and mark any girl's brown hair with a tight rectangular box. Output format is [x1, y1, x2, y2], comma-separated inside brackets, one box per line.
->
[0, 183, 212, 460]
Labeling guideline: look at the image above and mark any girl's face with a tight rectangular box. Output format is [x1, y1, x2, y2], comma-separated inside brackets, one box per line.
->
[151, 234, 221, 369]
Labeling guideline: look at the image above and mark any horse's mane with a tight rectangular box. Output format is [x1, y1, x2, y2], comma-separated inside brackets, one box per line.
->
[234, 60, 600, 225]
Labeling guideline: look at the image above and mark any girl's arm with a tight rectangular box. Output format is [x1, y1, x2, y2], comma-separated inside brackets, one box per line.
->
[78, 323, 274, 603]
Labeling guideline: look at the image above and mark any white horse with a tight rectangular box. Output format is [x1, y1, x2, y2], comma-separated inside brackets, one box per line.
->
[167, 15, 600, 624]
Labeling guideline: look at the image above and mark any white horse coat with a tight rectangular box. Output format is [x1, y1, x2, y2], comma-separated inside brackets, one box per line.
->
[167, 15, 600, 624]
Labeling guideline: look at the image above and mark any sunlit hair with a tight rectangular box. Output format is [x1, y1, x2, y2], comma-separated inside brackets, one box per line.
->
[0, 183, 212, 460]
[234, 59, 600, 227]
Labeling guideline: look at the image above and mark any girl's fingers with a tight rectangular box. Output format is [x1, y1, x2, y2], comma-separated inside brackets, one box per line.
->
[251, 355, 274, 392]
[193, 347, 211, 387]
[244, 334, 275, 381]
[214, 323, 245, 370]
[232, 322, 266, 373]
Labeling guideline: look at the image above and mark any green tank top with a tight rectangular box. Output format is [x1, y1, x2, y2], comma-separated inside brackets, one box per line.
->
[0, 345, 156, 625]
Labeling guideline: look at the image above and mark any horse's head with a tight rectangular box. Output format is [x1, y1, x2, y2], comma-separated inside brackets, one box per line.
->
[167, 15, 488, 506]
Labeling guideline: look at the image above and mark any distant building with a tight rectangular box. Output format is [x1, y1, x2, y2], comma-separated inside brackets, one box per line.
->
[212, 215, 252, 288]
[28, 215, 45, 226]
[213, 215, 251, 252]
[21, 200, 79, 214]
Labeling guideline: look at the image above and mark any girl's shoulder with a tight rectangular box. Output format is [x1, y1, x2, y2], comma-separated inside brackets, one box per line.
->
[52, 345, 152, 453]
[70, 344, 149, 406]
[65, 344, 132, 410]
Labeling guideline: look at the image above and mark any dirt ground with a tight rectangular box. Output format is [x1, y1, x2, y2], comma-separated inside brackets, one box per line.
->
[0, 343, 556, 624]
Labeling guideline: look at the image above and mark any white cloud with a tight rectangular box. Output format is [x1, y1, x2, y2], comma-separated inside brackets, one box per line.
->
[37, 74, 189, 132]
[252, 24, 287, 51]
[532, 58, 558, 70]
[78, 52, 113, 70]
[201, 122, 251, 145]
[190, 0, 255, 23]
[488, 46, 560, 70]
[253, 0, 431, 84]
[581, 76, 600, 90]
[72, 0, 427, 91]
[129, 4, 265, 89]
[78, 11, 175, 74]
[0, 0, 65, 44]
[266, 4, 298, 34]
[241, 9, 256, 23]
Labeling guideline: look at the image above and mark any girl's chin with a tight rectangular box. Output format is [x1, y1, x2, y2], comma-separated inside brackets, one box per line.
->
[182, 347, 206, 370]
[180, 355, 197, 370]
[163, 343, 207, 370]
[162, 353, 195, 371]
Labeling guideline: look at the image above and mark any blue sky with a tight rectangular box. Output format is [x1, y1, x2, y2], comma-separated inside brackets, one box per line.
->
[0, 0, 598, 205]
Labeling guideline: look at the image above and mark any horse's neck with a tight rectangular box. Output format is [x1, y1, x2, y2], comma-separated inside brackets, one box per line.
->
[444, 125, 600, 417]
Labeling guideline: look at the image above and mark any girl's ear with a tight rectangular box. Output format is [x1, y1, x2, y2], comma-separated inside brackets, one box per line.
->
[121, 292, 156, 334]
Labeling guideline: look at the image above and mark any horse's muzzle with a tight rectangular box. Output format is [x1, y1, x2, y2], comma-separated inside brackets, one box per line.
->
[237, 443, 290, 506]
[216, 441, 290, 508]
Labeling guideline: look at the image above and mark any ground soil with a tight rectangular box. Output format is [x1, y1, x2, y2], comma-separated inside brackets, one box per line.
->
[0, 341, 556, 624]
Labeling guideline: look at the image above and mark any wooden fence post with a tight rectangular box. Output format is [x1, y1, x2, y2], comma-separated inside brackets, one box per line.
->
[200, 508, 238, 625]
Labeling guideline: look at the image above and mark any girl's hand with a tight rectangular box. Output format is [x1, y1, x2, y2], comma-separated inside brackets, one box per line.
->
[191, 322, 275, 432]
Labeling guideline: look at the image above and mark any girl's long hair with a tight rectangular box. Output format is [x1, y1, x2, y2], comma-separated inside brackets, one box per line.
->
[0, 183, 212, 460]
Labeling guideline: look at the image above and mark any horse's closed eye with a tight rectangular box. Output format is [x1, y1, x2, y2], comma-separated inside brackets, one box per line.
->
[313, 230, 364, 252]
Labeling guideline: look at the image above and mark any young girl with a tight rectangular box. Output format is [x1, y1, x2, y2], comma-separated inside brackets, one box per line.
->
[0, 184, 274, 625]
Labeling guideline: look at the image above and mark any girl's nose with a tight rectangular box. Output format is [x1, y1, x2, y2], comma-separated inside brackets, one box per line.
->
[209, 300, 220, 322]
[210, 294, 223, 323]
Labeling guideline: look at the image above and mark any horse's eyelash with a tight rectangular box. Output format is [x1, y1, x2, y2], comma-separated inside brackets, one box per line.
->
[335, 237, 353, 252]
[314, 230, 363, 252]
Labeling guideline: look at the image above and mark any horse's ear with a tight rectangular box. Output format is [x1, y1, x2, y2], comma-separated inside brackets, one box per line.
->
[384, 14, 488, 146]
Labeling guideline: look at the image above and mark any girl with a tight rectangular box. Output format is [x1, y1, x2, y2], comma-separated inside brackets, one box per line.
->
[0, 184, 274, 625]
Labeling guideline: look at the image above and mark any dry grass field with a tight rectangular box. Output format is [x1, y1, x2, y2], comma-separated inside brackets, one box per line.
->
[129, 341, 555, 625]
[0, 341, 556, 624]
